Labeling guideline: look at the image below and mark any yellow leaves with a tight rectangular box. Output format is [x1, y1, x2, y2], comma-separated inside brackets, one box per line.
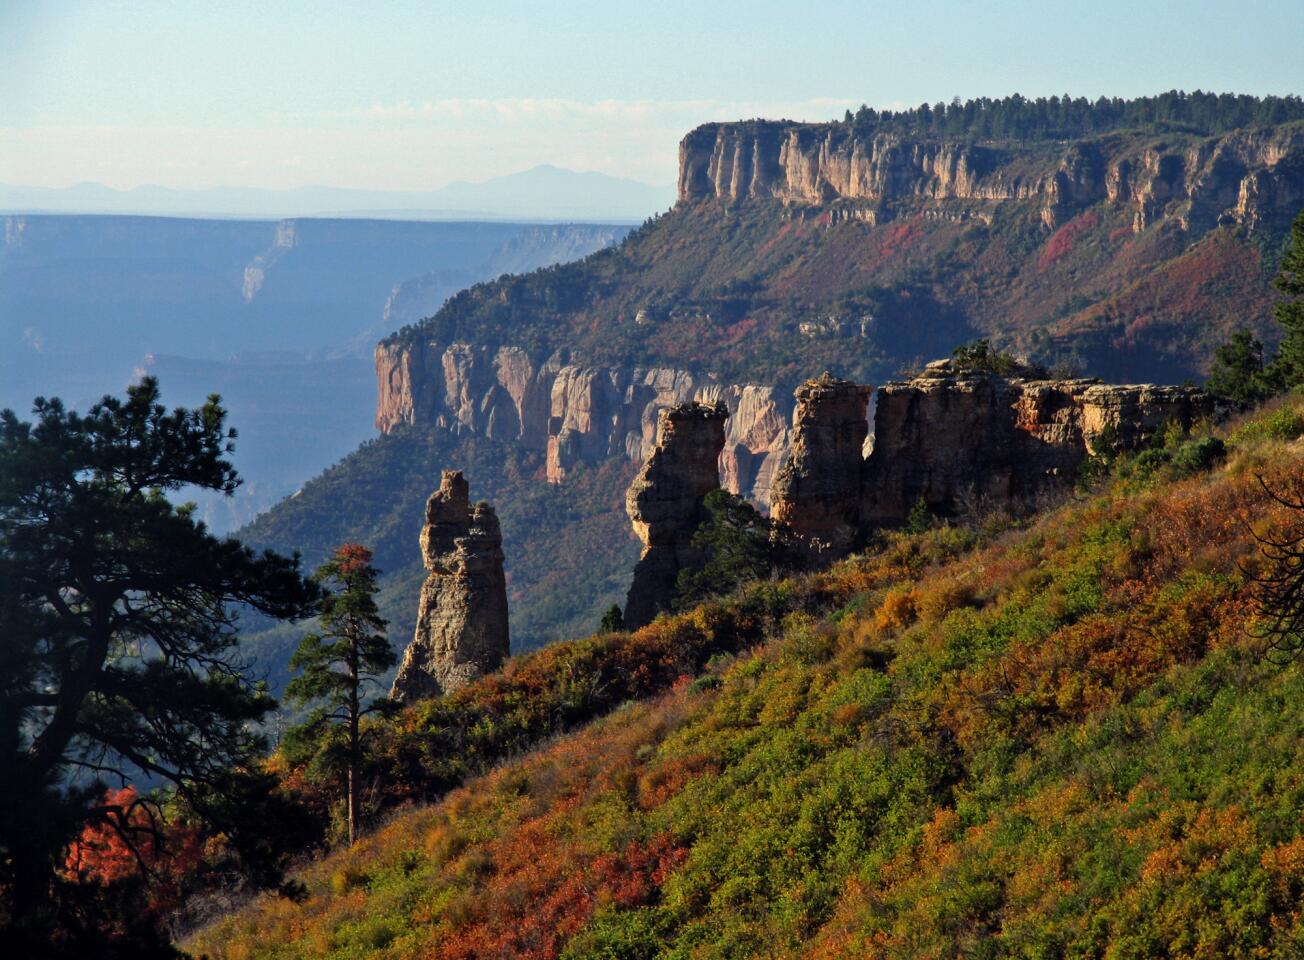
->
[874, 588, 917, 633]
[1137, 805, 1255, 886]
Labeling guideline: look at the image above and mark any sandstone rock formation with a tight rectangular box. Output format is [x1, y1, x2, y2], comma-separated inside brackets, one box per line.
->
[678, 121, 1303, 233]
[623, 402, 730, 628]
[374, 343, 791, 503]
[769, 373, 873, 559]
[861, 360, 1214, 527]
[391, 470, 509, 702]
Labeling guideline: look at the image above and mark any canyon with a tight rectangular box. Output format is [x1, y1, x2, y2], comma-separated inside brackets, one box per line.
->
[248, 110, 1304, 678]
[373, 117, 1304, 503]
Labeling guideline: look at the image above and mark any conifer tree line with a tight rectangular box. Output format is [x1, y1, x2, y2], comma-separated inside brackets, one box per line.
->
[841, 90, 1304, 141]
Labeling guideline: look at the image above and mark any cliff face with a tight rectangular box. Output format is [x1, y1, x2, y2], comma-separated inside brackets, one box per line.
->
[769, 373, 874, 558]
[678, 121, 1304, 230]
[391, 470, 510, 702]
[623, 402, 730, 628]
[374, 341, 792, 503]
[689, 361, 1213, 566]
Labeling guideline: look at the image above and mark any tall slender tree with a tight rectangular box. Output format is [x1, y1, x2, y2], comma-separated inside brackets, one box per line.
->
[285, 544, 395, 845]
[0, 377, 320, 952]
[1267, 207, 1304, 391]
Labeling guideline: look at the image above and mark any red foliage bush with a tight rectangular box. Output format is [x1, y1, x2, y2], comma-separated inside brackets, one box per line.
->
[1039, 211, 1101, 269]
[64, 787, 204, 921]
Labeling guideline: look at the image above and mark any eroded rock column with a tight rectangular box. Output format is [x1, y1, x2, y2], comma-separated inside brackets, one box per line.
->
[769, 372, 873, 561]
[391, 470, 509, 702]
[623, 402, 729, 628]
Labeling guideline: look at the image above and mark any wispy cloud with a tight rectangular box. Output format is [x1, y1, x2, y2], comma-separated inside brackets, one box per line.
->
[322, 97, 862, 124]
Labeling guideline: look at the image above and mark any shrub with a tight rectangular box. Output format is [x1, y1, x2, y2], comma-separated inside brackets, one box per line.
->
[1229, 406, 1304, 447]
[1170, 436, 1226, 477]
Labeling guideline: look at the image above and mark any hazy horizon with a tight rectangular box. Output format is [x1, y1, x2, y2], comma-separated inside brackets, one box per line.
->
[5, 0, 1303, 201]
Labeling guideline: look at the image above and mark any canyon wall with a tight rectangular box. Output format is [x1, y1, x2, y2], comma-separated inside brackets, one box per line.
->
[391, 470, 510, 702]
[678, 121, 1304, 231]
[374, 341, 793, 503]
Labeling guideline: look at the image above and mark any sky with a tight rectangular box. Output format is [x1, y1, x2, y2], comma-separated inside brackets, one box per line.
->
[3, 0, 1303, 192]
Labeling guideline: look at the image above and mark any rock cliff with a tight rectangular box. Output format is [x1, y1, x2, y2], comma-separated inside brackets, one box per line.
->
[621, 366, 1209, 621]
[374, 342, 791, 503]
[391, 470, 509, 701]
[769, 373, 874, 558]
[623, 402, 730, 628]
[678, 121, 1303, 231]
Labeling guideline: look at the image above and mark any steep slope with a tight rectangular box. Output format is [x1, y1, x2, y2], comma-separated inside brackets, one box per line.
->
[193, 393, 1304, 958]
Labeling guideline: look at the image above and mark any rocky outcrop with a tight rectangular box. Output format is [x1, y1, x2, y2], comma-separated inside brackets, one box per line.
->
[678, 121, 1304, 232]
[391, 471, 509, 702]
[623, 402, 730, 628]
[736, 359, 1214, 557]
[863, 360, 1214, 527]
[374, 342, 791, 503]
[769, 373, 874, 558]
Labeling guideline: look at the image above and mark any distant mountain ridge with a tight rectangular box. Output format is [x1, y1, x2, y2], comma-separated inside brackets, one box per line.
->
[0, 165, 675, 222]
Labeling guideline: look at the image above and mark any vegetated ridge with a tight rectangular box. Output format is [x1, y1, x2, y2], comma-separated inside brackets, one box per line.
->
[193, 382, 1304, 958]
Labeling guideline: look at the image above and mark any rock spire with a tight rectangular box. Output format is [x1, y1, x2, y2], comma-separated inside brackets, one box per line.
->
[391, 470, 509, 702]
[622, 401, 729, 628]
[769, 373, 874, 560]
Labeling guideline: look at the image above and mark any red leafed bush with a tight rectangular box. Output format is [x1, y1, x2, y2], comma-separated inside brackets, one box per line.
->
[64, 787, 204, 920]
[1039, 211, 1101, 269]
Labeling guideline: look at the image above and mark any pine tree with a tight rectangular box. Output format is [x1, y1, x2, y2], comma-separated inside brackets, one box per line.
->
[673, 491, 791, 610]
[1205, 329, 1270, 407]
[1267, 208, 1304, 391]
[0, 377, 319, 951]
[285, 543, 395, 846]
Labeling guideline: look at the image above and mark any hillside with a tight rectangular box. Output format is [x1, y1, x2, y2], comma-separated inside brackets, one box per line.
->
[192, 389, 1304, 958]
[380, 115, 1304, 402]
[234, 104, 1304, 692]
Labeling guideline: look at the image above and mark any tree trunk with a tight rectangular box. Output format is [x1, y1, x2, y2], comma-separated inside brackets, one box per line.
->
[348, 658, 360, 846]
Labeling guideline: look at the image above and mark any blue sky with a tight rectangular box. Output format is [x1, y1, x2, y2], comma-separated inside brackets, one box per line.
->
[3, 0, 1302, 190]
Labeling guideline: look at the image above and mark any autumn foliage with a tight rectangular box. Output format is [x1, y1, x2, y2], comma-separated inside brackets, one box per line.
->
[192, 394, 1304, 958]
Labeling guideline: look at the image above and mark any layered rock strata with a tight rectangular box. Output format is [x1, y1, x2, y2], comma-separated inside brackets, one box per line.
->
[769, 373, 874, 558]
[860, 360, 1214, 526]
[375, 342, 791, 503]
[678, 121, 1303, 232]
[623, 402, 730, 628]
[391, 471, 509, 702]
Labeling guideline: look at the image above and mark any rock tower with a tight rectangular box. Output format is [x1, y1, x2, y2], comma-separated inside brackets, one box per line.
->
[769, 373, 874, 560]
[391, 470, 509, 702]
[623, 401, 729, 628]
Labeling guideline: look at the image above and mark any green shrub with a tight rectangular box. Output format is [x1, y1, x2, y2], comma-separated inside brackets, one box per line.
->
[1228, 406, 1304, 447]
[1170, 436, 1226, 477]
